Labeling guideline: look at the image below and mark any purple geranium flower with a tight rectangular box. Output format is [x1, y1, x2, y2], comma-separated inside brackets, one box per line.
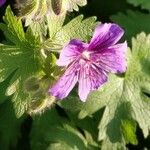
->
[49, 23, 127, 102]
[0, 0, 6, 7]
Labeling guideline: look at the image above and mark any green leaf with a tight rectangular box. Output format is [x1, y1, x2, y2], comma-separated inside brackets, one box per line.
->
[16, 0, 87, 38]
[19, 0, 48, 26]
[60, 32, 150, 147]
[45, 124, 88, 150]
[29, 19, 48, 38]
[47, 141, 76, 150]
[47, 12, 66, 39]
[18, 0, 37, 17]
[58, 90, 85, 114]
[45, 15, 97, 53]
[0, 7, 42, 117]
[0, 100, 25, 150]
[98, 33, 150, 147]
[30, 108, 89, 150]
[53, 15, 97, 45]
[100, 138, 126, 150]
[0, 71, 16, 104]
[0, 9, 25, 45]
[17, 0, 48, 39]
[62, 0, 87, 12]
[121, 119, 138, 145]
[127, 0, 150, 11]
[111, 10, 150, 41]
[67, 110, 102, 149]
[30, 109, 61, 150]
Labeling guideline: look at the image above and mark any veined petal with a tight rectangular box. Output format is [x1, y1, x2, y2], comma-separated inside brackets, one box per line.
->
[0, 0, 6, 6]
[89, 23, 124, 50]
[91, 42, 127, 73]
[49, 62, 79, 99]
[78, 64, 107, 101]
[57, 39, 86, 66]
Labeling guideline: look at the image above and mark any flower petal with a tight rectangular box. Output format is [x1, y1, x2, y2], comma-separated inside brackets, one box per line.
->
[57, 39, 86, 66]
[49, 62, 79, 99]
[91, 42, 127, 73]
[0, 0, 6, 7]
[89, 23, 124, 50]
[78, 64, 107, 101]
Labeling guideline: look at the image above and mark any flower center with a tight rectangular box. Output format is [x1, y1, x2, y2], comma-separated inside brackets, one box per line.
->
[79, 51, 91, 65]
[81, 51, 90, 60]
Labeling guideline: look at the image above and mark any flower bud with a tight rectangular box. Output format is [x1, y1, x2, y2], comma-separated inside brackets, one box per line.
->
[51, 0, 62, 15]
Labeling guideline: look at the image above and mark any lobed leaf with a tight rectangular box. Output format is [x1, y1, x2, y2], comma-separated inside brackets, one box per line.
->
[54, 15, 97, 45]
[30, 108, 90, 150]
[62, 0, 87, 12]
[60, 32, 150, 148]
[0, 7, 42, 117]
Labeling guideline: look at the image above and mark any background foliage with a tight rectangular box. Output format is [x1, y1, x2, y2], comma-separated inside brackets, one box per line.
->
[0, 0, 150, 150]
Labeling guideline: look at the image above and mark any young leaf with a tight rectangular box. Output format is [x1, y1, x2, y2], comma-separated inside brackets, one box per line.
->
[18, 0, 47, 26]
[53, 15, 97, 45]
[0, 7, 42, 117]
[48, 0, 87, 40]
[16, 0, 87, 36]
[62, 0, 87, 12]
[45, 15, 97, 53]
[47, 12, 66, 39]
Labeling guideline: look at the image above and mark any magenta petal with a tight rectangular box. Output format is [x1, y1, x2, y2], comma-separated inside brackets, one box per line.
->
[49, 62, 79, 99]
[78, 64, 107, 101]
[57, 39, 86, 66]
[89, 23, 124, 50]
[0, 0, 6, 7]
[91, 42, 127, 73]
